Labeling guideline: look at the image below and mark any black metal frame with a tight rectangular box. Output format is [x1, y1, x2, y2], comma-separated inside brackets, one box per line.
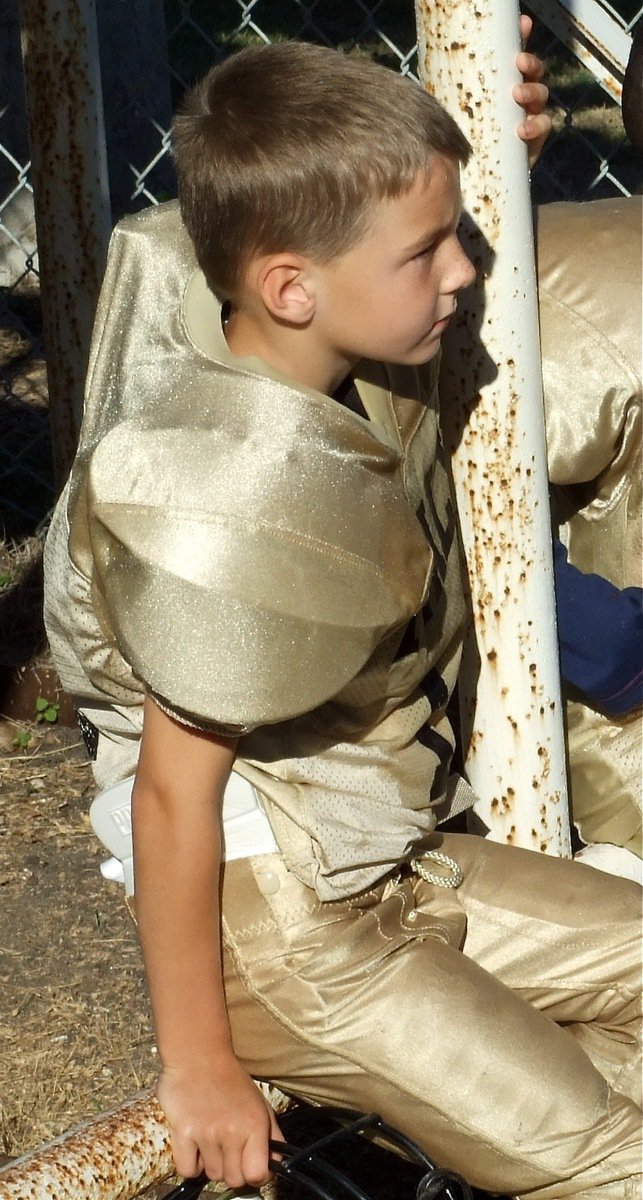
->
[162, 1106, 473, 1200]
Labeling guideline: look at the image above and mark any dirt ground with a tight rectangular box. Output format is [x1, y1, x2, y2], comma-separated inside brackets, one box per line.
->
[0, 715, 159, 1154]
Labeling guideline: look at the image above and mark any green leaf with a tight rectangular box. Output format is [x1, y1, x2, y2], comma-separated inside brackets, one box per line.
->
[35, 697, 49, 712]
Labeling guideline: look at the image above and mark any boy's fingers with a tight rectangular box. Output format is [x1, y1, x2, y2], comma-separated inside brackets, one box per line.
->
[516, 51, 546, 82]
[518, 114, 553, 166]
[218, 1146, 244, 1191]
[514, 81, 549, 113]
[238, 1131, 274, 1188]
[170, 1133, 203, 1181]
[519, 112, 552, 135]
[515, 16, 550, 167]
[519, 13, 533, 49]
[269, 1113, 286, 1162]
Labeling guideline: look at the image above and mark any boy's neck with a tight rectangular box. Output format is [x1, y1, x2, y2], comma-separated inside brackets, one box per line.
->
[224, 307, 353, 397]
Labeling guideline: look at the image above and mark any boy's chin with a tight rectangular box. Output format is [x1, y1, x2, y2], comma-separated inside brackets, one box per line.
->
[417, 343, 442, 364]
[390, 342, 442, 367]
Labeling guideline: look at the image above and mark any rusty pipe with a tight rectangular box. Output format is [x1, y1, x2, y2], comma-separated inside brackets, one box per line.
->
[18, 0, 112, 487]
[415, 0, 571, 855]
[0, 1091, 172, 1199]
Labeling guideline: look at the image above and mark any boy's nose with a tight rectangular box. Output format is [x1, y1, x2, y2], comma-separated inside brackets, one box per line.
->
[452, 245, 476, 292]
[441, 237, 476, 294]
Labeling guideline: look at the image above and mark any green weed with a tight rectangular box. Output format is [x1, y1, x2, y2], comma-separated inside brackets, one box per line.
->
[34, 697, 60, 725]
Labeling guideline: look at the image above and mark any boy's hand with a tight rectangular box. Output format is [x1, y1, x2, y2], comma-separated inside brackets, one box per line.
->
[515, 14, 551, 166]
[158, 1057, 284, 1188]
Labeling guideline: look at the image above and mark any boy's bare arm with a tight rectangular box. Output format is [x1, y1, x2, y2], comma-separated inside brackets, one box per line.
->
[132, 695, 282, 1189]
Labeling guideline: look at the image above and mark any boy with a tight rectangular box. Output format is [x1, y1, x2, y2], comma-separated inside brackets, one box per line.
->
[44, 38, 641, 1199]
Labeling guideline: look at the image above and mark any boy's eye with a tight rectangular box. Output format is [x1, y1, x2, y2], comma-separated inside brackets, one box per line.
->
[413, 243, 434, 260]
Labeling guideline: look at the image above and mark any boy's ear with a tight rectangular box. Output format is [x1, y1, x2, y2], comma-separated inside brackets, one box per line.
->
[255, 254, 316, 325]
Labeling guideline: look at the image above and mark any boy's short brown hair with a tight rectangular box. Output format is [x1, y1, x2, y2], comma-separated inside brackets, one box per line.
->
[172, 41, 471, 302]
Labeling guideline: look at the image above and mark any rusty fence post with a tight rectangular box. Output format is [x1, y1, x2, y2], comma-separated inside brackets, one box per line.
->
[415, 0, 571, 855]
[18, 0, 112, 488]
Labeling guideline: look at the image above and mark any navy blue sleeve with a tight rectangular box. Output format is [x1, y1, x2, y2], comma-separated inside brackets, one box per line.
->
[553, 539, 643, 716]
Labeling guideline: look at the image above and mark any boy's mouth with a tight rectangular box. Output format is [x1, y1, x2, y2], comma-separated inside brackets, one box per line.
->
[430, 303, 457, 334]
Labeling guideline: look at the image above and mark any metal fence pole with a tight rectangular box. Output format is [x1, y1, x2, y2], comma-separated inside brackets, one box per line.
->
[18, 0, 112, 487]
[415, 0, 571, 855]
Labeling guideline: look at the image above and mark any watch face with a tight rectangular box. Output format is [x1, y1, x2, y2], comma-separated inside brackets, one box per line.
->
[162, 1104, 473, 1200]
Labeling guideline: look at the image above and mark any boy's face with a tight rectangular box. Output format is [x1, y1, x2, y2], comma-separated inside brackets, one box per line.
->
[312, 156, 475, 370]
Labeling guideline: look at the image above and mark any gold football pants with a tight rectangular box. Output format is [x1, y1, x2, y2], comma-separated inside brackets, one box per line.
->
[221, 833, 642, 1200]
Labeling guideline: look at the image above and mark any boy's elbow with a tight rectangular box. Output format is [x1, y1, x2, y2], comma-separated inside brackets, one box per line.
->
[131, 772, 181, 840]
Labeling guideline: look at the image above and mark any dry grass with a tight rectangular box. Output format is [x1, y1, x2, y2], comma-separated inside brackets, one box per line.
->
[550, 102, 624, 139]
[0, 722, 159, 1160]
[0, 323, 47, 409]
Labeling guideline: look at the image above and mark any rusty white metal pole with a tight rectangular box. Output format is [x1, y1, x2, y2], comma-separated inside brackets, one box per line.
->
[18, 0, 112, 487]
[414, 0, 571, 855]
[0, 1091, 173, 1199]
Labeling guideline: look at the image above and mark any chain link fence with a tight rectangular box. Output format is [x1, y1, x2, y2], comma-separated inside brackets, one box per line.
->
[0, 0, 642, 545]
[0, 4, 49, 545]
[526, 2, 643, 203]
